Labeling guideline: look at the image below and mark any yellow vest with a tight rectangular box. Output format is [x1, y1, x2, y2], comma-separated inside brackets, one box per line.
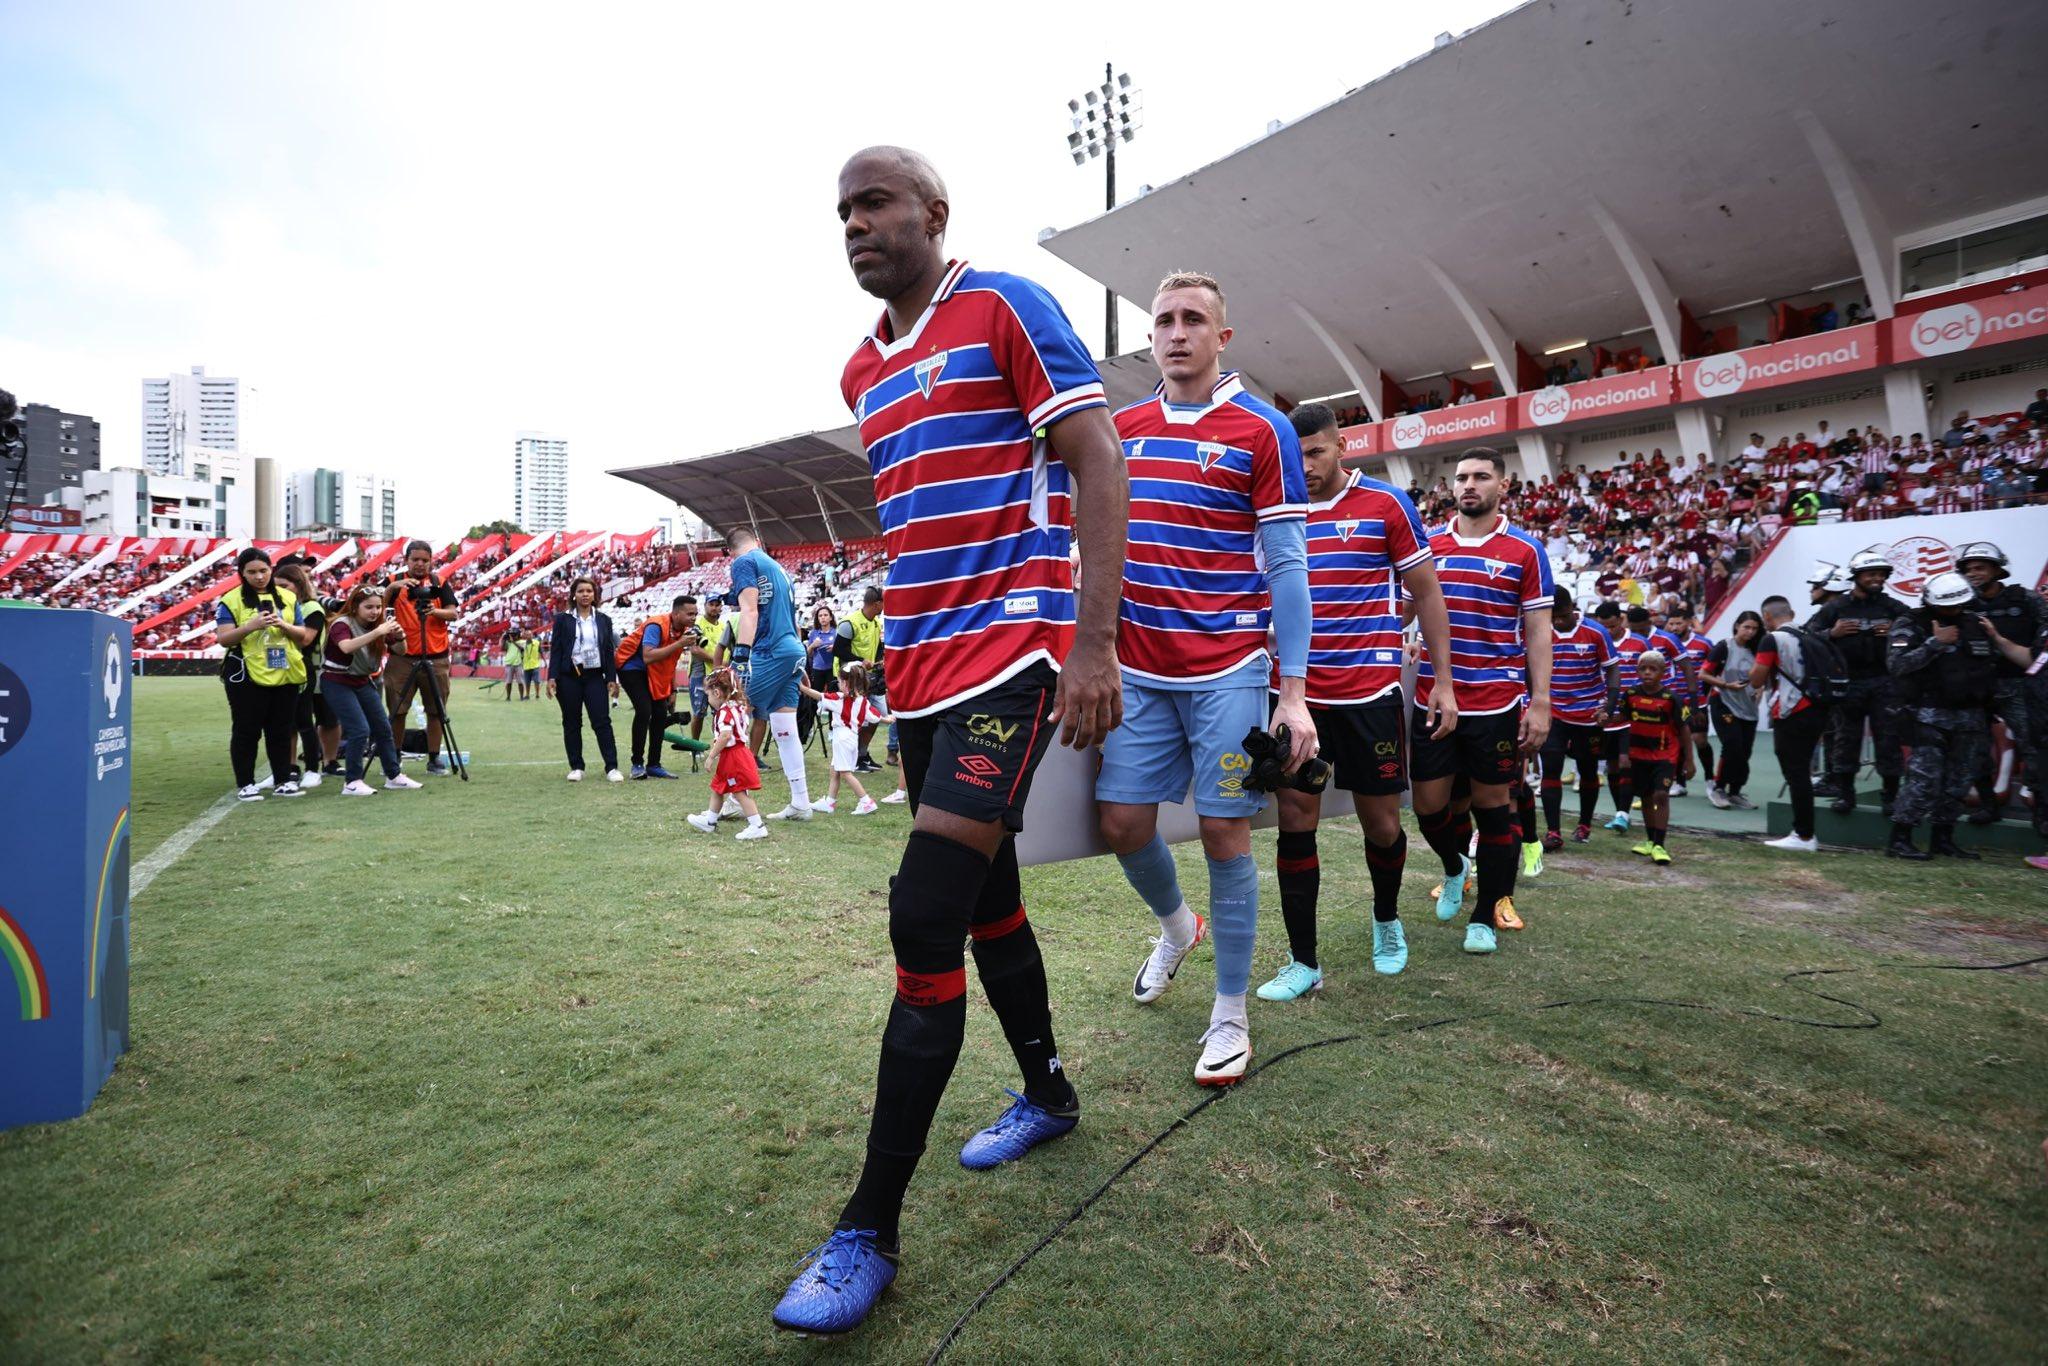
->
[222, 586, 305, 686]
[847, 611, 884, 665]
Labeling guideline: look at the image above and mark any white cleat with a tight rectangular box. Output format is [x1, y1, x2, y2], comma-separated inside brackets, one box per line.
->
[606, 769, 625, 783]
[764, 804, 813, 821]
[1132, 914, 1208, 1004]
[811, 797, 837, 814]
[1763, 832, 1819, 852]
[853, 797, 879, 815]
[341, 780, 376, 797]
[567, 769, 584, 782]
[687, 812, 719, 833]
[236, 784, 264, 803]
[273, 781, 304, 798]
[735, 823, 770, 841]
[299, 771, 323, 790]
[1195, 1018, 1251, 1086]
[881, 789, 908, 804]
[384, 774, 422, 790]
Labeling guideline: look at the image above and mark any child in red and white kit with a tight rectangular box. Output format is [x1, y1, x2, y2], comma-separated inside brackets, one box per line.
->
[798, 661, 894, 815]
[687, 670, 768, 841]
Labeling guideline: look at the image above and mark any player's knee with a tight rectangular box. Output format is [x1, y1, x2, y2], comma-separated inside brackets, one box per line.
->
[1097, 803, 1154, 855]
[1356, 802, 1401, 847]
[1197, 816, 1250, 862]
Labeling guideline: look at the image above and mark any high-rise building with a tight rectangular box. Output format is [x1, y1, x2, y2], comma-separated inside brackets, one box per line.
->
[284, 467, 401, 538]
[18, 404, 100, 505]
[74, 466, 252, 538]
[141, 366, 240, 476]
[512, 431, 568, 532]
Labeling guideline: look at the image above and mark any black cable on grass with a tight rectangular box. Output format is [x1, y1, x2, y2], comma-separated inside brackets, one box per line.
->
[924, 954, 2048, 1365]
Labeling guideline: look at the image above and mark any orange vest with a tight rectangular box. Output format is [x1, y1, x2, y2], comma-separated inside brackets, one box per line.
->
[623, 618, 681, 701]
[391, 578, 450, 656]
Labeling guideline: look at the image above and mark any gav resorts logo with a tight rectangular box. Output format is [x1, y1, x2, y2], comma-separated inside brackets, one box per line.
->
[102, 634, 124, 720]
[1881, 536, 1954, 600]
[0, 660, 29, 760]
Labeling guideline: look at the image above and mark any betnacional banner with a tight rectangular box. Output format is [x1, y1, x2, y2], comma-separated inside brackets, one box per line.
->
[1891, 280, 2048, 362]
[1338, 423, 1380, 457]
[1517, 367, 1674, 429]
[5, 506, 83, 532]
[1679, 323, 1882, 402]
[1382, 396, 1513, 451]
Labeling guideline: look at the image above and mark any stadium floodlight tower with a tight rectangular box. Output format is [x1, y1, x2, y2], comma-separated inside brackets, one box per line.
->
[1066, 65, 1142, 356]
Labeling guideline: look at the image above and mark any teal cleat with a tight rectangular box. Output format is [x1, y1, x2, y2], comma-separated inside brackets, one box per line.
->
[1371, 919, 1408, 975]
[1605, 811, 1631, 833]
[1434, 855, 1471, 921]
[1255, 958, 1323, 1001]
[1463, 922, 1498, 954]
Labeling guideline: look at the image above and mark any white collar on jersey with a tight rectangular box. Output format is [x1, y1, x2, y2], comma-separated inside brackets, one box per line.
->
[1307, 470, 1360, 513]
[1446, 511, 1513, 548]
[862, 259, 971, 361]
[1150, 370, 1245, 424]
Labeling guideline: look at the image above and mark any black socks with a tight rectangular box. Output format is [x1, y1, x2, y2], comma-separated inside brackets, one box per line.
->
[1276, 829, 1321, 968]
[969, 837, 1074, 1113]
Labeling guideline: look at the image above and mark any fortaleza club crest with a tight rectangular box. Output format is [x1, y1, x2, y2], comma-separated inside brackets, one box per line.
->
[1196, 442, 1227, 472]
[913, 350, 949, 399]
[1336, 520, 1360, 541]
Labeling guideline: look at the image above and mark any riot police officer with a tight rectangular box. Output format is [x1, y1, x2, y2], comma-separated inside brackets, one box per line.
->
[1810, 549, 1911, 814]
[1887, 573, 1998, 860]
[1956, 542, 2046, 827]
[1805, 561, 1840, 609]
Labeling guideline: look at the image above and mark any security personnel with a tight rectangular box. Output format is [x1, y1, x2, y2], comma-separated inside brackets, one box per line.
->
[1886, 572, 1997, 860]
[1788, 481, 1822, 526]
[1956, 542, 2046, 825]
[1805, 561, 1840, 609]
[1809, 548, 1911, 814]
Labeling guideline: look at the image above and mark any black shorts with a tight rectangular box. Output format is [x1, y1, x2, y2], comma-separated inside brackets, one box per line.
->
[897, 662, 1059, 832]
[1410, 706, 1522, 786]
[1542, 718, 1602, 766]
[1301, 695, 1406, 796]
[1604, 725, 1629, 765]
[1633, 757, 1676, 793]
[1687, 703, 1710, 733]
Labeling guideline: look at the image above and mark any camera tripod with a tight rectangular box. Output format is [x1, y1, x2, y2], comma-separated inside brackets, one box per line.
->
[407, 654, 470, 781]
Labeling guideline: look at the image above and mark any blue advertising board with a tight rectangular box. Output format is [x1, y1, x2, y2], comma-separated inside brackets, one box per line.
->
[0, 607, 132, 1129]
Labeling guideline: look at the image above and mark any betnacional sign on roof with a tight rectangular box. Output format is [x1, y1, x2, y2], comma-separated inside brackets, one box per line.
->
[1516, 368, 1674, 429]
[1891, 281, 2048, 361]
[1338, 423, 1380, 457]
[1385, 396, 1512, 451]
[1678, 324, 1882, 401]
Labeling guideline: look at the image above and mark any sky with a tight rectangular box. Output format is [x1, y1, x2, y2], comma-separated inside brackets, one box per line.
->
[0, 0, 1510, 541]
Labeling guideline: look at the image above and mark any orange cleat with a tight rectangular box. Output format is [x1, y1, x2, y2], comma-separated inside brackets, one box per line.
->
[1494, 896, 1525, 931]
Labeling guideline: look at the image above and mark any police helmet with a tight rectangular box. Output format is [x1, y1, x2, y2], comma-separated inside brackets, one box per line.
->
[1847, 549, 1893, 576]
[1921, 572, 1974, 609]
[1954, 541, 2008, 574]
[1822, 572, 1853, 594]
[1806, 561, 1838, 586]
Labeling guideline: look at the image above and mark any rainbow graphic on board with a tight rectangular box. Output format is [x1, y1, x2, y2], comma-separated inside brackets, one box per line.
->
[0, 905, 52, 1022]
[90, 807, 129, 1000]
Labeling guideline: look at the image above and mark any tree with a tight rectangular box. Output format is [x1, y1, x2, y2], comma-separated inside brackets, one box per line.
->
[466, 518, 524, 539]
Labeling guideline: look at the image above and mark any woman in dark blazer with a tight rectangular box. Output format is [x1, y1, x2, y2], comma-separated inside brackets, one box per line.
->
[547, 574, 623, 782]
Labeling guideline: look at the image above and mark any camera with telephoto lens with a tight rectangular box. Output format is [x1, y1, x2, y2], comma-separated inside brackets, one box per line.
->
[1240, 724, 1329, 795]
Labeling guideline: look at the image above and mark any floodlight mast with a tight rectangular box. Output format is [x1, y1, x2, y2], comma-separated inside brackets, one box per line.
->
[1066, 63, 1140, 356]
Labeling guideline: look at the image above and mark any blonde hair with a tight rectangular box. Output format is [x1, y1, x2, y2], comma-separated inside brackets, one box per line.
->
[1154, 270, 1226, 323]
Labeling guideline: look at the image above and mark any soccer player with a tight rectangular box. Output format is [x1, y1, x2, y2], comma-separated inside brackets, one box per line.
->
[1409, 448, 1553, 955]
[1593, 601, 1652, 832]
[771, 146, 1128, 1336]
[1648, 607, 1705, 797]
[1543, 588, 1617, 845]
[723, 527, 813, 820]
[1663, 606, 1716, 799]
[1621, 649, 1692, 864]
[1255, 401, 1453, 1000]
[1100, 270, 1314, 1085]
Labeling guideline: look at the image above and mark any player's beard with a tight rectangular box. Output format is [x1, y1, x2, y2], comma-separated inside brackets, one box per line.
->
[1457, 491, 1500, 522]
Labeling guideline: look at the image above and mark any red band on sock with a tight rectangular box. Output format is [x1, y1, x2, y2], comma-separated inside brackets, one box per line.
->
[969, 906, 1028, 941]
[1364, 843, 1406, 868]
[1541, 779, 1562, 791]
[896, 965, 967, 1005]
[1276, 856, 1320, 874]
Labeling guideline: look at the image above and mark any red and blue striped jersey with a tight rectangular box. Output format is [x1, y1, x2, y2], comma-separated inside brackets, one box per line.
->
[1551, 618, 1616, 724]
[1112, 373, 1309, 683]
[840, 260, 1106, 717]
[1605, 630, 1651, 726]
[1676, 630, 1714, 699]
[1412, 515, 1555, 717]
[1299, 471, 1428, 706]
[1649, 628, 1693, 702]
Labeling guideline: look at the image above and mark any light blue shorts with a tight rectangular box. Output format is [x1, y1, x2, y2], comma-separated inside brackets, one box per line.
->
[1096, 677, 1268, 817]
[741, 650, 804, 714]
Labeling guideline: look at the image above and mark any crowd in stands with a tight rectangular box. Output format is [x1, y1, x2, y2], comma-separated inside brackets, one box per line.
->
[1, 551, 205, 620]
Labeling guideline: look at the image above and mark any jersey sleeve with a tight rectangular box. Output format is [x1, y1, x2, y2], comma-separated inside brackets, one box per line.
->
[727, 554, 758, 603]
[988, 277, 1107, 431]
[1593, 625, 1615, 665]
[1252, 412, 1310, 524]
[1521, 539, 1556, 609]
[1387, 490, 1430, 571]
[641, 623, 661, 650]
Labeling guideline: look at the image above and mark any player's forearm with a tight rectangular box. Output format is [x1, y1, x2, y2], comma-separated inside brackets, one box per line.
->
[1047, 408, 1128, 649]
[737, 604, 760, 649]
[1405, 564, 1455, 702]
[1524, 611, 1552, 706]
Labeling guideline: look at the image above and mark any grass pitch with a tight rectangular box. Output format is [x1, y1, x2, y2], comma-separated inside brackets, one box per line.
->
[3, 677, 2046, 1362]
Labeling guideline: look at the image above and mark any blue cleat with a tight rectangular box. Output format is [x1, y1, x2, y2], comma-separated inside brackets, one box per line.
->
[1463, 922, 1497, 955]
[959, 1089, 1078, 1170]
[644, 765, 678, 779]
[1605, 811, 1631, 833]
[629, 764, 647, 780]
[1434, 855, 1471, 921]
[1372, 919, 1409, 975]
[771, 1227, 899, 1335]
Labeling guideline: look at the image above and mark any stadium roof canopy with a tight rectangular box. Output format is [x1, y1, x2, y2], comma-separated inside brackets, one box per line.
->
[1040, 0, 2048, 403]
[607, 352, 1170, 542]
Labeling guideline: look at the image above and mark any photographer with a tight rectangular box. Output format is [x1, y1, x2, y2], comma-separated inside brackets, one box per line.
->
[213, 547, 316, 801]
[321, 585, 421, 795]
[383, 539, 460, 774]
[617, 594, 697, 779]
[273, 558, 338, 787]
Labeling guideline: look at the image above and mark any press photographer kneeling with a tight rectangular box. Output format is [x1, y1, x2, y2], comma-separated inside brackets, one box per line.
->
[214, 547, 317, 802]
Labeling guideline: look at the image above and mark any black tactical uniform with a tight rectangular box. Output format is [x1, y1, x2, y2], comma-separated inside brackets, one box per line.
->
[1809, 585, 1912, 806]
[1967, 581, 2046, 824]
[1886, 608, 1997, 858]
